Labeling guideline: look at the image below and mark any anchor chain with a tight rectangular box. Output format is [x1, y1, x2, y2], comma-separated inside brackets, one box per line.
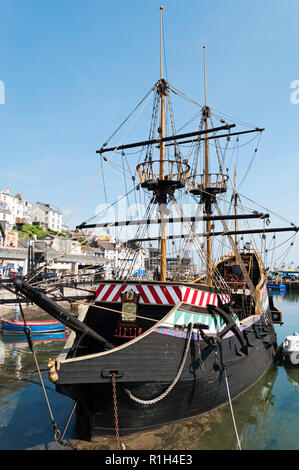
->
[111, 373, 121, 450]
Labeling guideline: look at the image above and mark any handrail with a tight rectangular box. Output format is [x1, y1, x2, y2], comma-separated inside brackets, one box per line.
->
[136, 159, 190, 185]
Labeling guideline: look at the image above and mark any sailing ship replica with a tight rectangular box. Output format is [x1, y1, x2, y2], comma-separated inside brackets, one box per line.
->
[10, 8, 298, 440]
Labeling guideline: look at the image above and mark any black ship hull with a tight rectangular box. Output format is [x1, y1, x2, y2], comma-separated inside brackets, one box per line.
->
[56, 308, 277, 438]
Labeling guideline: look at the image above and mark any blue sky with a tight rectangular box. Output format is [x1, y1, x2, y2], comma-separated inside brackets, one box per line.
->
[0, 0, 299, 267]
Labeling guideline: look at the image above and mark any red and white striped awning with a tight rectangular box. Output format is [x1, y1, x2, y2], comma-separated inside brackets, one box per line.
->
[95, 283, 230, 308]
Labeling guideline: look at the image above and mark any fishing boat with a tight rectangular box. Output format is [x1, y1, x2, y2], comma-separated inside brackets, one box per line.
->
[9, 8, 299, 442]
[1, 320, 65, 335]
[267, 273, 286, 293]
[1, 319, 66, 335]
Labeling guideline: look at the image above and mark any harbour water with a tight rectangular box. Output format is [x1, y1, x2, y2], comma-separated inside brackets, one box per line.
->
[0, 290, 298, 451]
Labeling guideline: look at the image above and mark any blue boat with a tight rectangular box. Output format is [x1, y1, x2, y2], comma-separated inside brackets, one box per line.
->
[1, 319, 66, 335]
[267, 283, 286, 292]
[267, 273, 286, 292]
[1, 330, 69, 344]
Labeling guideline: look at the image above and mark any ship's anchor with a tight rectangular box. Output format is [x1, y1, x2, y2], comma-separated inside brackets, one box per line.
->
[206, 305, 248, 355]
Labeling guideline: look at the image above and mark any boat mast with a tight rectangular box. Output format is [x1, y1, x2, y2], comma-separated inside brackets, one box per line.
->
[159, 6, 165, 181]
[233, 164, 238, 246]
[159, 5, 167, 282]
[203, 46, 213, 286]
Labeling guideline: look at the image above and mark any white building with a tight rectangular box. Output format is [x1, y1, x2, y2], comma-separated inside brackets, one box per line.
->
[33, 202, 63, 232]
[0, 201, 13, 227]
[0, 188, 36, 227]
[0, 188, 63, 232]
[96, 240, 145, 279]
[0, 188, 17, 228]
[51, 237, 82, 255]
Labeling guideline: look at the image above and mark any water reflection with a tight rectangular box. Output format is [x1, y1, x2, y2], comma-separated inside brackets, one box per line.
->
[1, 331, 68, 345]
[283, 363, 299, 390]
[0, 332, 74, 450]
[71, 366, 280, 451]
[272, 286, 299, 302]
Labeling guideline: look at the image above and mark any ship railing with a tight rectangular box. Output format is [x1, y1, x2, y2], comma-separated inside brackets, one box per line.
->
[220, 248, 255, 260]
[187, 172, 229, 194]
[225, 280, 247, 292]
[136, 159, 190, 185]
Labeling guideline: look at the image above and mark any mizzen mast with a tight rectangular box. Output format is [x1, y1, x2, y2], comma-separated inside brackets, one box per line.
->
[203, 45, 213, 286]
[188, 46, 231, 285]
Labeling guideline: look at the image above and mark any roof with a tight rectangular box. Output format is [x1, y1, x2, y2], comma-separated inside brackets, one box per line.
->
[97, 241, 118, 250]
[81, 245, 95, 253]
[17, 239, 30, 248]
[36, 202, 62, 215]
[91, 247, 105, 254]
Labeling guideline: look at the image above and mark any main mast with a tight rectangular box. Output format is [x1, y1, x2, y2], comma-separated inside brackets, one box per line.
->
[233, 164, 238, 246]
[159, 5, 167, 282]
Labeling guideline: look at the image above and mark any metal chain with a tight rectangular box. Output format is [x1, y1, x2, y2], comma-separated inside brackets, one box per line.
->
[111, 373, 121, 450]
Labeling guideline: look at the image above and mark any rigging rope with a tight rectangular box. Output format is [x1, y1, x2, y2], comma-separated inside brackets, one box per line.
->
[170, 196, 231, 295]
[17, 299, 76, 449]
[103, 85, 157, 146]
[25, 86, 157, 283]
[237, 133, 262, 191]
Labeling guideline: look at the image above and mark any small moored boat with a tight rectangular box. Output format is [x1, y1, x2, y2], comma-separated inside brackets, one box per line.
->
[1, 319, 66, 335]
[282, 332, 299, 365]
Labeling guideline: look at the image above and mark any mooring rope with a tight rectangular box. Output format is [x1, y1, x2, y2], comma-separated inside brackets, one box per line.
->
[16, 299, 78, 450]
[124, 322, 193, 405]
[223, 367, 242, 450]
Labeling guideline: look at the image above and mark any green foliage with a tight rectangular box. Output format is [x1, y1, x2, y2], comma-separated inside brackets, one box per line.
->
[22, 224, 47, 238]
[16, 224, 67, 240]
